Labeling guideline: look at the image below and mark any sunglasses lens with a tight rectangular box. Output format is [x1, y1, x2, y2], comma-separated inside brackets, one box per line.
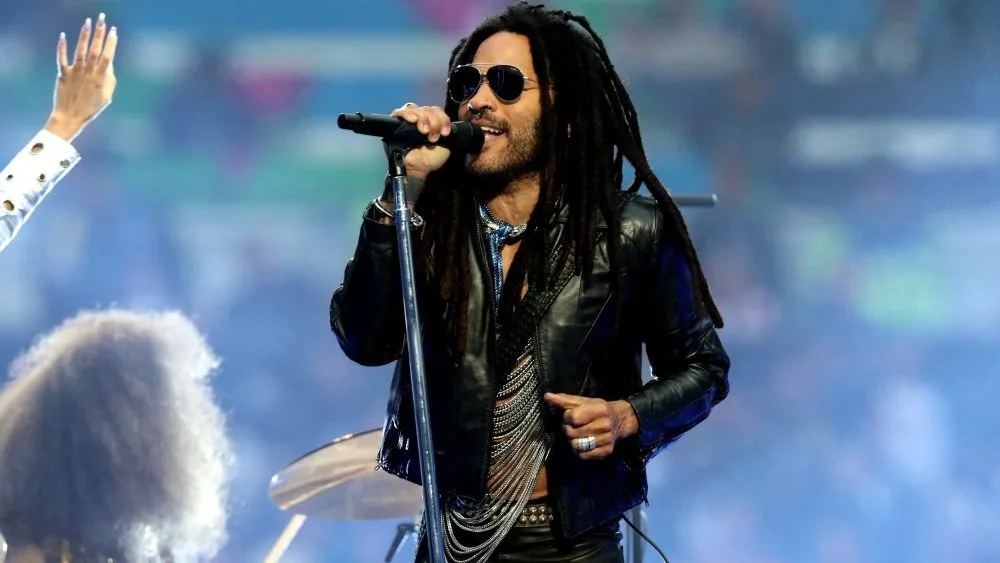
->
[486, 65, 525, 102]
[449, 66, 482, 102]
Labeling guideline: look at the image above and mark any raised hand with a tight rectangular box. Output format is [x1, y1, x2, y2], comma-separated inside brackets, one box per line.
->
[45, 13, 119, 141]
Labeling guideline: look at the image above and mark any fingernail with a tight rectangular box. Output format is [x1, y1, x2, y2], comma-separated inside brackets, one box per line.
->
[98, 13, 105, 23]
[59, 32, 66, 42]
[84, 18, 92, 29]
[109, 26, 117, 35]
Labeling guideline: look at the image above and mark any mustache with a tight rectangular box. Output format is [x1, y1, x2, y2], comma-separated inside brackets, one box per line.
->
[465, 109, 508, 132]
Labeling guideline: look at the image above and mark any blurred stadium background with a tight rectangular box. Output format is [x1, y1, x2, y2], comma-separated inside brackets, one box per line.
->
[1, 0, 998, 561]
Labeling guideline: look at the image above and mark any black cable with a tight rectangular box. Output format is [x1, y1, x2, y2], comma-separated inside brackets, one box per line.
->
[622, 515, 670, 563]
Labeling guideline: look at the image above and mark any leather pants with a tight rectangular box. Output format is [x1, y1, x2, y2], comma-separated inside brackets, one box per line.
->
[488, 518, 624, 562]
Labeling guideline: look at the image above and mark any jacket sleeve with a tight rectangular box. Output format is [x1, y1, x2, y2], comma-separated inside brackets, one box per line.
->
[329, 207, 413, 366]
[624, 205, 730, 464]
[0, 130, 80, 254]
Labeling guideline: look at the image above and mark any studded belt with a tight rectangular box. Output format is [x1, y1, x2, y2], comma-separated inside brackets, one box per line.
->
[515, 501, 555, 527]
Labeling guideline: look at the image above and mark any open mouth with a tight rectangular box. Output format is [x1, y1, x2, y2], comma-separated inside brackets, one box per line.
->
[481, 126, 505, 137]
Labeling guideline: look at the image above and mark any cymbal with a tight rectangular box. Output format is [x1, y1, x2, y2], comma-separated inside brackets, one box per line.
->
[269, 428, 423, 521]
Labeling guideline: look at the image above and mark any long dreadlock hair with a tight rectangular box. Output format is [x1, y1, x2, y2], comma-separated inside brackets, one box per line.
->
[414, 2, 723, 352]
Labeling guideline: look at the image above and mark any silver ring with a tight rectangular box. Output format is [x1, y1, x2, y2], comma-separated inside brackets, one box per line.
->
[575, 435, 597, 452]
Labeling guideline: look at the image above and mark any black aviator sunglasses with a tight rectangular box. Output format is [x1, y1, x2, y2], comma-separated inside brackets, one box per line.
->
[447, 64, 540, 104]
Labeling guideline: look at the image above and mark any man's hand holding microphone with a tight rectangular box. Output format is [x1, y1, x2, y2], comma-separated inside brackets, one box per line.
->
[377, 103, 453, 222]
[337, 103, 485, 225]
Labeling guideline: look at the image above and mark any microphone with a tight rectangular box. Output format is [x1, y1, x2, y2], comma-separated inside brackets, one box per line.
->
[337, 113, 485, 153]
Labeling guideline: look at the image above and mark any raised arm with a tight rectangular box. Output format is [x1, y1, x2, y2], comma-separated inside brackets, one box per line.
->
[0, 14, 117, 253]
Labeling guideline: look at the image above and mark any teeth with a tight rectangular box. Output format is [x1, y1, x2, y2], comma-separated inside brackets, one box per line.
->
[482, 127, 502, 135]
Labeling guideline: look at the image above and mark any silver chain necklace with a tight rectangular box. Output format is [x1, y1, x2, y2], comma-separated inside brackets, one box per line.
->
[441, 346, 551, 563]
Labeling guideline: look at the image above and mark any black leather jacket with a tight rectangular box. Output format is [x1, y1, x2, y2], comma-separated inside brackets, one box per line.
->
[330, 193, 730, 539]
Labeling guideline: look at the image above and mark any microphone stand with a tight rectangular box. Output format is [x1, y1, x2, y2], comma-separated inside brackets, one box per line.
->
[625, 505, 648, 563]
[384, 142, 447, 563]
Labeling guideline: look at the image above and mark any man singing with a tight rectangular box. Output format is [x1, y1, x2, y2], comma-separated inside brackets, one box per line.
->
[0, 309, 233, 562]
[330, 3, 730, 562]
[0, 13, 117, 253]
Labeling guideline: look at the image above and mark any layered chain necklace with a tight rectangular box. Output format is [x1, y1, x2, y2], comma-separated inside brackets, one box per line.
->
[438, 202, 552, 563]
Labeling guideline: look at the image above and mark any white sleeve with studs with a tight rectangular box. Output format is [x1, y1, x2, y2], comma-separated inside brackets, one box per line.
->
[0, 130, 80, 253]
